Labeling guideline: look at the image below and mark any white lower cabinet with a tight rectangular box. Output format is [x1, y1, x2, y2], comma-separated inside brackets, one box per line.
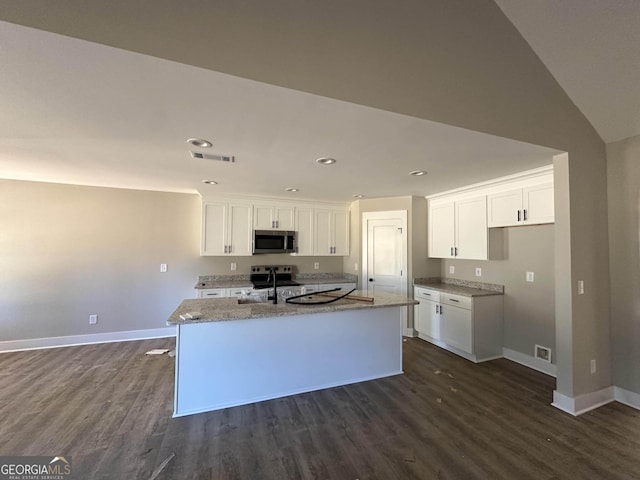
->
[198, 288, 226, 299]
[413, 286, 503, 362]
[301, 283, 356, 294]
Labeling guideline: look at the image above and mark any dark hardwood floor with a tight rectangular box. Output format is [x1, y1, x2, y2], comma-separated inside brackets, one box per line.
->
[1, 337, 639, 479]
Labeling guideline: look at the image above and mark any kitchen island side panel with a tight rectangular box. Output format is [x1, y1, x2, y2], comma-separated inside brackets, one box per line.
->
[174, 307, 403, 417]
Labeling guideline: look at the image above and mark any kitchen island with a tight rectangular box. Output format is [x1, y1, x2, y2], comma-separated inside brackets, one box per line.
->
[167, 291, 417, 417]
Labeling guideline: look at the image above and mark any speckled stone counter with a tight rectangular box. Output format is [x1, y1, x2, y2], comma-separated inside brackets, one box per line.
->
[414, 277, 504, 297]
[168, 290, 417, 325]
[194, 273, 357, 289]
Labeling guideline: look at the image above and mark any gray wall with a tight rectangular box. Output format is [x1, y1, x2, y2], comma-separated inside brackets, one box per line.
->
[607, 134, 640, 394]
[442, 225, 555, 363]
[0, 179, 343, 342]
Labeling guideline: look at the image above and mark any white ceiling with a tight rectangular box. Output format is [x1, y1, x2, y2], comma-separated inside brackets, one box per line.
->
[495, 0, 640, 144]
[0, 21, 558, 201]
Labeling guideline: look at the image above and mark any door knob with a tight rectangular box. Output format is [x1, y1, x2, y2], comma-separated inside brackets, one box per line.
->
[369, 278, 374, 282]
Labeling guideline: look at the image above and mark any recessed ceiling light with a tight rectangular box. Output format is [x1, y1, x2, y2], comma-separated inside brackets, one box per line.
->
[316, 157, 336, 165]
[353, 194, 365, 198]
[409, 170, 428, 176]
[285, 187, 299, 192]
[187, 138, 213, 148]
[202, 180, 218, 185]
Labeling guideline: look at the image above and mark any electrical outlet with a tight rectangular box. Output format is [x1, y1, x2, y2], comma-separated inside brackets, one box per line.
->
[160, 263, 167, 273]
[526, 271, 535, 282]
[590, 359, 597, 374]
[578, 280, 585, 295]
[475, 267, 482, 277]
[314, 262, 319, 270]
[449, 266, 455, 274]
[230, 262, 237, 271]
[89, 314, 98, 325]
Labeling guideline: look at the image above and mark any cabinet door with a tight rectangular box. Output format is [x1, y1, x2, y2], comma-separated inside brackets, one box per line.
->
[314, 208, 332, 255]
[201, 202, 227, 255]
[253, 205, 275, 230]
[227, 203, 253, 256]
[441, 304, 473, 354]
[294, 207, 314, 255]
[429, 202, 455, 258]
[274, 206, 295, 230]
[416, 299, 441, 340]
[332, 209, 350, 256]
[523, 183, 554, 225]
[455, 196, 487, 260]
[487, 188, 523, 227]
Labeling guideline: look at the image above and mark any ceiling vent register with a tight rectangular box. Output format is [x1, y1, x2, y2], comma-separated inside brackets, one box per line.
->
[190, 151, 235, 162]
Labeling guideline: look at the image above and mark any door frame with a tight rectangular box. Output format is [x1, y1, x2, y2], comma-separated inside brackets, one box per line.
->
[362, 210, 409, 334]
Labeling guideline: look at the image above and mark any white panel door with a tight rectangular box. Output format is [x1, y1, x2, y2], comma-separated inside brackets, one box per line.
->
[429, 202, 455, 258]
[227, 203, 253, 256]
[253, 205, 275, 230]
[294, 207, 314, 255]
[202, 202, 227, 255]
[274, 206, 295, 230]
[314, 208, 332, 255]
[487, 188, 523, 227]
[416, 299, 441, 340]
[455, 196, 488, 260]
[366, 218, 403, 296]
[441, 304, 473, 354]
[523, 183, 554, 225]
[332, 209, 350, 256]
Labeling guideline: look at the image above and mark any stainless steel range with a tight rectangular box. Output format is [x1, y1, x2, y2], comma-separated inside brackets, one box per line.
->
[249, 265, 301, 289]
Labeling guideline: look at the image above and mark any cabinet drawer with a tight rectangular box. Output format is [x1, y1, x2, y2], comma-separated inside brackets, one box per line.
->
[198, 288, 226, 298]
[440, 293, 472, 310]
[414, 287, 441, 302]
[301, 285, 319, 294]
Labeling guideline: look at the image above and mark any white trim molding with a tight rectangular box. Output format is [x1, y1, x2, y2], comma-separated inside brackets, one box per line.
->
[552, 387, 615, 416]
[503, 348, 557, 377]
[0, 327, 176, 353]
[614, 386, 640, 411]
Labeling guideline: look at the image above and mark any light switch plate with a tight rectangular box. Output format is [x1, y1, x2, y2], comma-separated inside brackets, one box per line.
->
[526, 271, 534, 282]
[160, 263, 167, 273]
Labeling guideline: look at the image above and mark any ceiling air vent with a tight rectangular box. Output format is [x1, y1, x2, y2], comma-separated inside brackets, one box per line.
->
[189, 151, 235, 162]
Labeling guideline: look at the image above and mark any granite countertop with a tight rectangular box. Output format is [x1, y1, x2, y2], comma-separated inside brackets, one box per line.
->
[167, 290, 417, 325]
[195, 274, 357, 289]
[413, 277, 504, 297]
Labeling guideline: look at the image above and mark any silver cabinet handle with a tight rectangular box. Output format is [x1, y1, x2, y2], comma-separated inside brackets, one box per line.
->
[450, 247, 454, 256]
[224, 245, 227, 253]
[517, 210, 521, 222]
[523, 209, 527, 221]
[454, 247, 458, 256]
[449, 298, 459, 303]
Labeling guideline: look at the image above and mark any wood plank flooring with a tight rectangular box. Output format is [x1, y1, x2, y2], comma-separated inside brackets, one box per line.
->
[1, 338, 639, 479]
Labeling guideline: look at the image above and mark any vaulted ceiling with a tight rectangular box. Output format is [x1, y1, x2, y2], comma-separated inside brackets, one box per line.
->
[2, 1, 634, 200]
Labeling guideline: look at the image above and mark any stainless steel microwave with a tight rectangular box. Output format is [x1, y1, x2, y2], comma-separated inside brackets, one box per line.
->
[253, 230, 297, 254]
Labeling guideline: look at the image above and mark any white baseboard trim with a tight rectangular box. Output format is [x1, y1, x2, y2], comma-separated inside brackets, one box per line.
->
[404, 328, 416, 338]
[0, 327, 177, 353]
[552, 386, 615, 416]
[614, 386, 640, 411]
[503, 348, 557, 377]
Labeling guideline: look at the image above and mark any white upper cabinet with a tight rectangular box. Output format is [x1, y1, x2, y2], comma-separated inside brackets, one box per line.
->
[487, 181, 554, 227]
[201, 197, 349, 257]
[314, 207, 350, 256]
[253, 204, 295, 230]
[294, 207, 315, 256]
[429, 196, 487, 260]
[202, 201, 253, 256]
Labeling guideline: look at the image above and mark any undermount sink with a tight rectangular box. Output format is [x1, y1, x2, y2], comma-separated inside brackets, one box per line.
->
[237, 296, 268, 304]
